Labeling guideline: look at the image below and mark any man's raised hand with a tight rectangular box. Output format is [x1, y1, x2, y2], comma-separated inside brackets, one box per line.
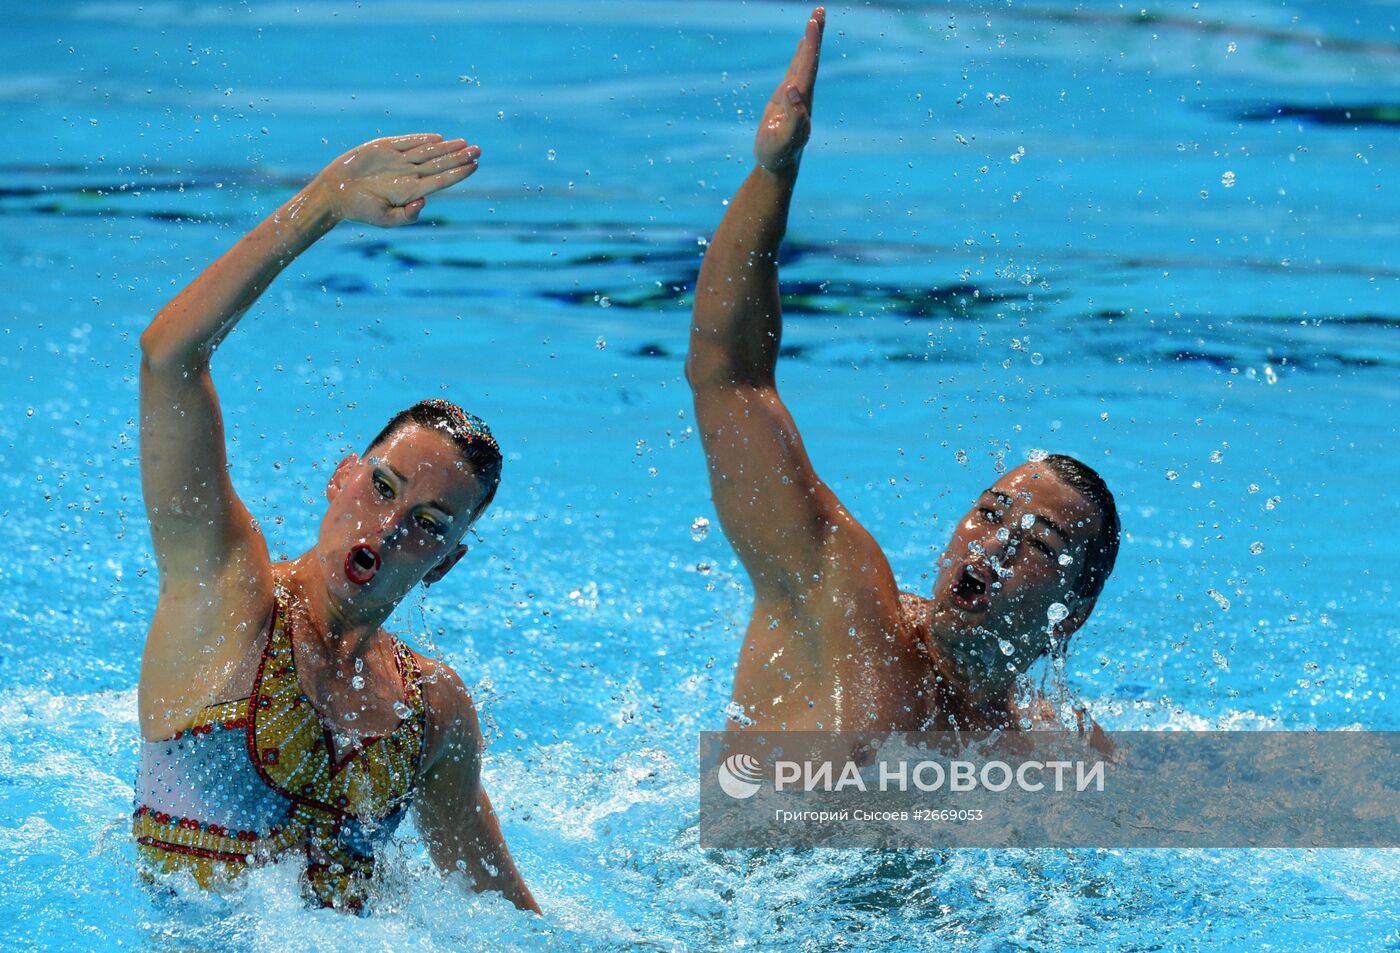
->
[755, 8, 825, 175]
[313, 134, 480, 227]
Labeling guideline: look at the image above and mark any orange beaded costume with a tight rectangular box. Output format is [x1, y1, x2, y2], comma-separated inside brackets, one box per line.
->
[134, 592, 427, 911]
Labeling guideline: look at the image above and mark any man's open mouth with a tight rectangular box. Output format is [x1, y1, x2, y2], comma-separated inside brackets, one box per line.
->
[344, 544, 381, 585]
[950, 563, 992, 612]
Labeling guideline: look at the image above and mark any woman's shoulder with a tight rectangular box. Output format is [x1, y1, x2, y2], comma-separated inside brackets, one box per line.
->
[401, 650, 482, 760]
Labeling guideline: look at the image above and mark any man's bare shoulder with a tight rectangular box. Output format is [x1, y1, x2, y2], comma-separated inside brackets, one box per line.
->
[895, 590, 934, 641]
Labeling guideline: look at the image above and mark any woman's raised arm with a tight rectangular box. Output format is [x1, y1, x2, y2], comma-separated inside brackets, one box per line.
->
[139, 134, 479, 584]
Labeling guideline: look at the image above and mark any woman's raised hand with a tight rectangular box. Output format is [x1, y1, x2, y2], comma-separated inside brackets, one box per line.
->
[313, 134, 480, 227]
[754, 8, 825, 175]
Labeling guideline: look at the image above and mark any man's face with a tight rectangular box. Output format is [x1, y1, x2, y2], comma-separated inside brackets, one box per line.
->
[316, 424, 483, 611]
[931, 463, 1104, 658]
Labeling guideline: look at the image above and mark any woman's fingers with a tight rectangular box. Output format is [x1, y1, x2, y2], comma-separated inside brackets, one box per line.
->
[415, 145, 480, 176]
[404, 138, 470, 164]
[380, 197, 426, 227]
[418, 162, 479, 195]
[389, 133, 445, 152]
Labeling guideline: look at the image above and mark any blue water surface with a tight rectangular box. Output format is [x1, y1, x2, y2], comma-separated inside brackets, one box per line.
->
[0, 1, 1397, 950]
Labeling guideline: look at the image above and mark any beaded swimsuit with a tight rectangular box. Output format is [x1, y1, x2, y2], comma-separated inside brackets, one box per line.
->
[133, 592, 427, 911]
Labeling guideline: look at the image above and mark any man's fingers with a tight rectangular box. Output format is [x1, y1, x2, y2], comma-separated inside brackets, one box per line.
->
[779, 8, 825, 106]
[806, 9, 825, 79]
[796, 8, 824, 100]
[781, 9, 824, 85]
[389, 133, 445, 152]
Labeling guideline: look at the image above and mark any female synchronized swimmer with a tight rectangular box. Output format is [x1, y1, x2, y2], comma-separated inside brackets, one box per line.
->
[135, 134, 538, 913]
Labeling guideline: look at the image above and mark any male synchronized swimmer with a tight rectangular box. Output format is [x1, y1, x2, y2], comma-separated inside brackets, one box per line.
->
[687, 9, 1120, 733]
[135, 134, 538, 912]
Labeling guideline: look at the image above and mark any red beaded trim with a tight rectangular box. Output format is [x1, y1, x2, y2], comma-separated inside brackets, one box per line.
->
[136, 836, 251, 864]
[134, 805, 273, 844]
[245, 599, 352, 819]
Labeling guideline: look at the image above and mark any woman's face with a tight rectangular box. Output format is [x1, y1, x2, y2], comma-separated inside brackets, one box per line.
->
[315, 424, 484, 611]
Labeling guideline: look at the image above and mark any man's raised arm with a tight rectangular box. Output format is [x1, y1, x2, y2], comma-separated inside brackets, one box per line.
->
[686, 9, 863, 600]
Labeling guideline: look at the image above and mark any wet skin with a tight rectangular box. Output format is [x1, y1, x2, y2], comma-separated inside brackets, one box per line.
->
[285, 424, 483, 746]
[136, 133, 538, 910]
[688, 10, 1109, 732]
[929, 464, 1104, 667]
[728, 464, 1104, 732]
[138, 423, 481, 740]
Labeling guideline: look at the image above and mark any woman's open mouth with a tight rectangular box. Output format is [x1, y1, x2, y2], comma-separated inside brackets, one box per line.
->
[949, 563, 992, 612]
[344, 544, 381, 585]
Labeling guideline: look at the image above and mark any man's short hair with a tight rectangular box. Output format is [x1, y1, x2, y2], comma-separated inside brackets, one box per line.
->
[1042, 454, 1119, 602]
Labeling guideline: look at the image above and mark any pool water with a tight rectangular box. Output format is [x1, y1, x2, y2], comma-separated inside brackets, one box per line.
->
[1, 1, 1397, 950]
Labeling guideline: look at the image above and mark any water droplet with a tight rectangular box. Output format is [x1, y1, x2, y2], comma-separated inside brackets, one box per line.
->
[496, 110, 505, 120]
[1226, 41, 1237, 54]
[595, 335, 607, 349]
[353, 657, 363, 673]
[1020, 513, 1037, 529]
[1026, 447, 1048, 463]
[1208, 589, 1231, 611]
[1166, 469, 1179, 481]
[547, 149, 556, 161]
[696, 562, 712, 575]
[1058, 553, 1074, 566]
[342, 710, 359, 721]
[954, 449, 968, 464]
[1212, 649, 1229, 669]
[1249, 541, 1264, 555]
[350, 675, 365, 690]
[393, 701, 413, 720]
[1221, 170, 1236, 189]
[1264, 365, 1278, 385]
[998, 638, 1016, 656]
[598, 296, 612, 309]
[690, 516, 710, 541]
[1199, 190, 1209, 199]
[1209, 450, 1223, 463]
[996, 527, 1010, 543]
[1030, 352, 1043, 365]
[1047, 602, 1070, 625]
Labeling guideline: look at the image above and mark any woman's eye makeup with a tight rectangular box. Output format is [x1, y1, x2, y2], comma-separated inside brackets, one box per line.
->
[416, 514, 444, 537]
[372, 474, 395, 498]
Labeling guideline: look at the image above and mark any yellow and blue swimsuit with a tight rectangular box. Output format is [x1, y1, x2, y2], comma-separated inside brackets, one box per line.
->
[133, 595, 426, 911]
